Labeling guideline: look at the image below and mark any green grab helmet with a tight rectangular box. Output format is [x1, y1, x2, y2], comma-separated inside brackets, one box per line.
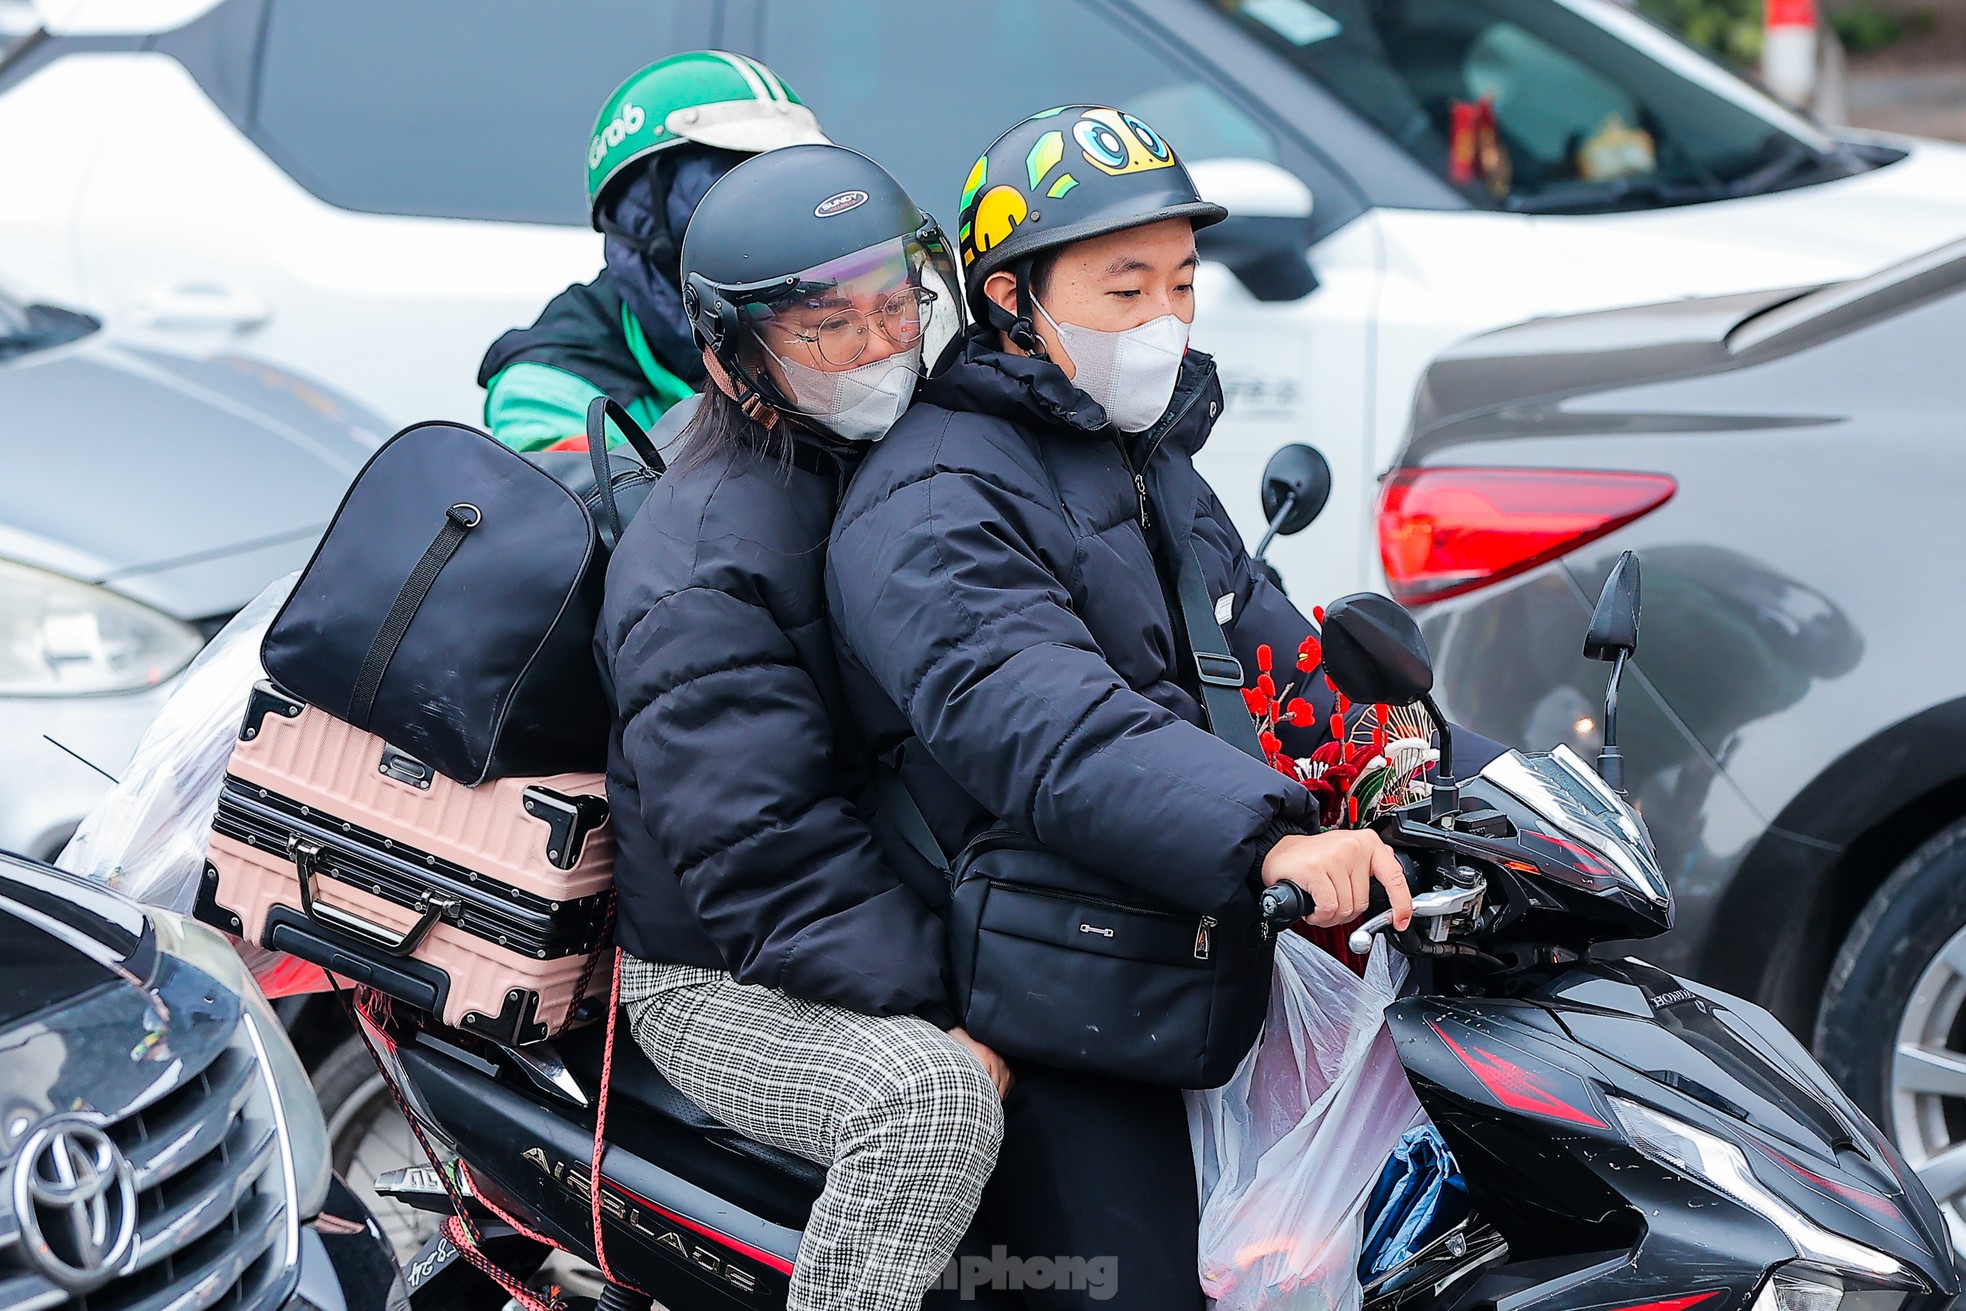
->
[586, 50, 828, 229]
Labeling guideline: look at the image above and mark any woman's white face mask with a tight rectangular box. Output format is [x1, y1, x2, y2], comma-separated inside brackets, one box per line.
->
[1035, 297, 1190, 433]
[771, 344, 923, 444]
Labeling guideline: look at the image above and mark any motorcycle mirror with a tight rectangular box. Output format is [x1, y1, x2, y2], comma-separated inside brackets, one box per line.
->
[1582, 551, 1641, 794]
[1253, 444, 1332, 565]
[1321, 592, 1435, 708]
[1323, 592, 1458, 796]
[1584, 552, 1641, 661]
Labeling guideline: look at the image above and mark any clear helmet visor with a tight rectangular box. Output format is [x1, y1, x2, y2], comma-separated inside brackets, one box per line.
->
[731, 225, 962, 440]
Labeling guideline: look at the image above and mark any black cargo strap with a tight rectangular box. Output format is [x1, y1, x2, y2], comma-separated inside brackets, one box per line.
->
[1176, 542, 1266, 761]
[584, 394, 666, 548]
[349, 502, 481, 728]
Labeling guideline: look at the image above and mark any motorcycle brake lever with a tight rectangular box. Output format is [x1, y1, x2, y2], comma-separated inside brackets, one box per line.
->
[1347, 884, 1485, 955]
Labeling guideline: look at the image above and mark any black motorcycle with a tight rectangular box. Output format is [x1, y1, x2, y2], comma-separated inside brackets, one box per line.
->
[366, 449, 1961, 1311]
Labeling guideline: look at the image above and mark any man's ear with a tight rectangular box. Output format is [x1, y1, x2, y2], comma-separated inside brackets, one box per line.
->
[982, 269, 1020, 320]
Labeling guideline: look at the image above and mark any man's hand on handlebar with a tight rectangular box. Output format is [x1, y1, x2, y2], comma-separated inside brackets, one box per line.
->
[1261, 830, 1413, 930]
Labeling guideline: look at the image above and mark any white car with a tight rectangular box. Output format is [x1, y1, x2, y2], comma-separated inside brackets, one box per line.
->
[7, 0, 1966, 606]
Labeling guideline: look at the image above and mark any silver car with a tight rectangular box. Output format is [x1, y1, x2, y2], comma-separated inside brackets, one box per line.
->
[0, 285, 382, 859]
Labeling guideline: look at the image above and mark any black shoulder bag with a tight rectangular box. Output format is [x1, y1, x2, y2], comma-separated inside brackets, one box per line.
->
[880, 537, 1276, 1089]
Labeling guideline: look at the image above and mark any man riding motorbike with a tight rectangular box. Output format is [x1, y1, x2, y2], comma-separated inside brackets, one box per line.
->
[826, 107, 1451, 1309]
[594, 142, 1006, 1311]
[478, 51, 827, 452]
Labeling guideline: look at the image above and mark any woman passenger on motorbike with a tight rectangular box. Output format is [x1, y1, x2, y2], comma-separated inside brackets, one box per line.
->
[825, 108, 1419, 1310]
[594, 143, 1005, 1311]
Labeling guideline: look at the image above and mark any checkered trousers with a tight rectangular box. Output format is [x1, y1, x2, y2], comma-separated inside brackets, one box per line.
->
[620, 957, 1003, 1311]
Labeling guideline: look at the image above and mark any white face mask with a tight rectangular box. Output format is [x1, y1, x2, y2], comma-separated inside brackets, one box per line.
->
[772, 345, 923, 443]
[1035, 297, 1191, 433]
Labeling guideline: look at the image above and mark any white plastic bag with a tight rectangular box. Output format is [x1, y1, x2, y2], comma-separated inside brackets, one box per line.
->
[1187, 933, 1425, 1311]
[58, 573, 296, 912]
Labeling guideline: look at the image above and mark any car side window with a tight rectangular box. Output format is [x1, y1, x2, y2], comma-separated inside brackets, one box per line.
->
[1220, 0, 1821, 213]
[252, 0, 684, 225]
[750, 0, 1282, 222]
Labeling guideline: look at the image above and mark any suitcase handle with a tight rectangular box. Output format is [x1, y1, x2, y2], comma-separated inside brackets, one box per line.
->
[289, 837, 458, 957]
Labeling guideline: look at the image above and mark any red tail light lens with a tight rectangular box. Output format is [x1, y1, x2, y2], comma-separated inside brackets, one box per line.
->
[1378, 467, 1675, 605]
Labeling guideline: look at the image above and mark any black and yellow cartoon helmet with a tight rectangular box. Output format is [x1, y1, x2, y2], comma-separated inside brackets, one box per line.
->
[955, 105, 1226, 320]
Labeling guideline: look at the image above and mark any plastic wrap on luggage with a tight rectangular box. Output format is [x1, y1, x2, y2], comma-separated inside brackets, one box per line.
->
[57, 574, 296, 913]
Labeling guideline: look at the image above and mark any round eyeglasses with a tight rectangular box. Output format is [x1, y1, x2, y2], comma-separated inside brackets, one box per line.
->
[768, 285, 937, 367]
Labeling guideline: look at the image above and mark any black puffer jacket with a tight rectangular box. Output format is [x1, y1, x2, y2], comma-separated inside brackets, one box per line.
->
[827, 329, 1333, 916]
[596, 429, 952, 1023]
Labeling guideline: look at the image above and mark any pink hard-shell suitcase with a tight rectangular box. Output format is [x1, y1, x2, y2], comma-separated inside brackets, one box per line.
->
[197, 681, 615, 1044]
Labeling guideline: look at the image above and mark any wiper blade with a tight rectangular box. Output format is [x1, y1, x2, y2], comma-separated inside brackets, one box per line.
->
[1504, 173, 1727, 215]
[1725, 140, 1842, 197]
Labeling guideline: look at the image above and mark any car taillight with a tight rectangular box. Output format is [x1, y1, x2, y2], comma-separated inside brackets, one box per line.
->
[1378, 467, 1675, 605]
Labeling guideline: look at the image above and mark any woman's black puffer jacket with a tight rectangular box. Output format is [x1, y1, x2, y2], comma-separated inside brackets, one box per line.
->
[826, 327, 1333, 917]
[596, 428, 953, 1024]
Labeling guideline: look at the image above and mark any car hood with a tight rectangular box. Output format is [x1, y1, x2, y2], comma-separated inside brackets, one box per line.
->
[0, 333, 383, 620]
[1520, 135, 1966, 309]
[0, 855, 148, 1028]
[0, 855, 246, 1128]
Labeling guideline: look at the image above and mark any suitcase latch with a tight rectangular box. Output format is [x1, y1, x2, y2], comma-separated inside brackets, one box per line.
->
[378, 745, 434, 790]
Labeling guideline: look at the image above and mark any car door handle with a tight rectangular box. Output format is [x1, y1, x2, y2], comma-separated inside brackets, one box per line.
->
[128, 283, 270, 331]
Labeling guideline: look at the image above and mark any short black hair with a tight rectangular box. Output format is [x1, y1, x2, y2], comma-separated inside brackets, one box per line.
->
[1026, 247, 1062, 305]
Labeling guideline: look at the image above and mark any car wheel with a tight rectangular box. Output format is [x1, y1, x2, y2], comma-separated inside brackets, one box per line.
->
[312, 1032, 444, 1263]
[1818, 816, 1966, 1254]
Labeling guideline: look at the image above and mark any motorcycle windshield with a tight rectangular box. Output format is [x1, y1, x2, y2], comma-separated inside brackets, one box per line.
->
[1478, 746, 1669, 908]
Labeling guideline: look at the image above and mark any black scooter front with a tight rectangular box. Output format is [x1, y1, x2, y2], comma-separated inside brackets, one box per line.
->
[1386, 958, 1959, 1311]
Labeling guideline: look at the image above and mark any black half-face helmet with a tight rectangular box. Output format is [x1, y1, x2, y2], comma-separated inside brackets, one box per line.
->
[680, 143, 964, 424]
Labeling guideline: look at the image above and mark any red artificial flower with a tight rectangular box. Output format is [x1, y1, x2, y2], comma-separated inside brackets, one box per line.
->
[1257, 673, 1277, 699]
[1273, 756, 1302, 779]
[1286, 698, 1316, 727]
[1242, 687, 1269, 715]
[1309, 740, 1347, 766]
[1298, 635, 1322, 672]
[1259, 730, 1283, 756]
[1256, 643, 1273, 674]
[1312, 605, 1326, 624]
[1303, 777, 1339, 826]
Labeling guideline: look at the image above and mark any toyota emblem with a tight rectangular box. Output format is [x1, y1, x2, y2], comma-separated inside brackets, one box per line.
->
[11, 1116, 138, 1292]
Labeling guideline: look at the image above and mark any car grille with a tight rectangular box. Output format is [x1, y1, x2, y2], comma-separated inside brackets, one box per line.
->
[0, 1012, 298, 1311]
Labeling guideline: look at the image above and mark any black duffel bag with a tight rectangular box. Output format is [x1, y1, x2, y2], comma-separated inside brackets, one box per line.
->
[879, 538, 1280, 1089]
[261, 396, 668, 784]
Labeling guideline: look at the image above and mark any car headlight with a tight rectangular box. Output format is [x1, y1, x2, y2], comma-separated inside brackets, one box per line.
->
[148, 908, 332, 1219]
[1608, 1097, 1918, 1286]
[0, 557, 202, 695]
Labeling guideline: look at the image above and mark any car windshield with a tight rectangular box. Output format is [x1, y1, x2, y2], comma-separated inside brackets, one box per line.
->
[1216, 0, 1855, 213]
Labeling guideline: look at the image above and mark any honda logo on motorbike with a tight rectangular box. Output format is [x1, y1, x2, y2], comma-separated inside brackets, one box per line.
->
[12, 1116, 138, 1292]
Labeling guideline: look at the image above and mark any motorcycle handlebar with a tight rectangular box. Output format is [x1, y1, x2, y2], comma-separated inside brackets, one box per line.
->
[1259, 851, 1419, 934]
